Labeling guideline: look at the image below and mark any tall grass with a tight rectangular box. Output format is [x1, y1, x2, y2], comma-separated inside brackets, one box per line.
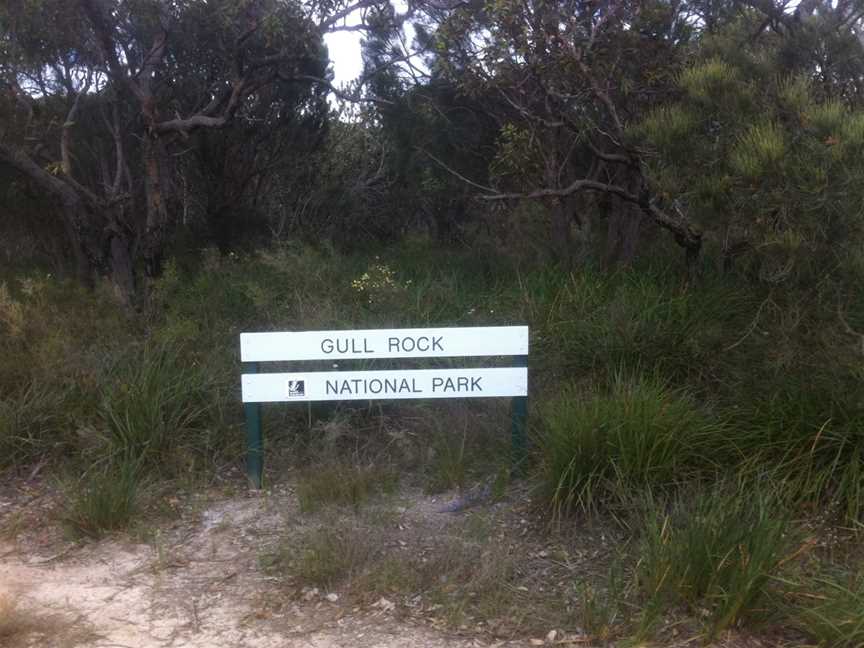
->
[296, 462, 399, 513]
[636, 485, 791, 639]
[94, 343, 218, 471]
[538, 372, 727, 516]
[0, 383, 69, 470]
[735, 382, 864, 520]
[793, 572, 864, 647]
[58, 458, 143, 539]
[506, 268, 755, 387]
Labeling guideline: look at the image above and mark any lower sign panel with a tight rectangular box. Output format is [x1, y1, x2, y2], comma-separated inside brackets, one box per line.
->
[241, 367, 527, 403]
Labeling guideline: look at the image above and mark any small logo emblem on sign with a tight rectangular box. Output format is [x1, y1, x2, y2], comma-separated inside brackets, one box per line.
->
[287, 380, 305, 397]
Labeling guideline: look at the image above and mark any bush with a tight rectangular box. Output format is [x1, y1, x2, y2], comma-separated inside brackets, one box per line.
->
[538, 372, 727, 516]
[507, 268, 753, 389]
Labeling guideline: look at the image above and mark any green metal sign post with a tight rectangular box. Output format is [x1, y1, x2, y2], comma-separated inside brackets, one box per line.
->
[510, 355, 529, 475]
[243, 361, 263, 488]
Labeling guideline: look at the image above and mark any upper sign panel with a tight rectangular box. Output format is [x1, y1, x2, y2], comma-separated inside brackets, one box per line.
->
[240, 326, 529, 362]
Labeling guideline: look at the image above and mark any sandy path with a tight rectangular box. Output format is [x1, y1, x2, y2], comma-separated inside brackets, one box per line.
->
[0, 496, 503, 648]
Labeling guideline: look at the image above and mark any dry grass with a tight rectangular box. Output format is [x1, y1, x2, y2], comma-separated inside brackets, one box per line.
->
[0, 594, 40, 646]
[264, 502, 578, 639]
[295, 462, 399, 513]
[0, 593, 97, 648]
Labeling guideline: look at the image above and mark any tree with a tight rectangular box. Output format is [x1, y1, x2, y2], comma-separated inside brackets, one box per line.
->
[634, 6, 864, 282]
[0, 0, 392, 301]
[402, 0, 864, 271]
[404, 0, 703, 268]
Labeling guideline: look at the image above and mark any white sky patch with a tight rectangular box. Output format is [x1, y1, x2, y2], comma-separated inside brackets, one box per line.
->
[325, 30, 364, 86]
[324, 0, 412, 86]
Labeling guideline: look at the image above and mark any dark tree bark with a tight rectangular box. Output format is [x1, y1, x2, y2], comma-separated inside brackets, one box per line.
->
[0, 139, 138, 301]
[550, 196, 575, 267]
[141, 135, 170, 278]
[604, 168, 644, 268]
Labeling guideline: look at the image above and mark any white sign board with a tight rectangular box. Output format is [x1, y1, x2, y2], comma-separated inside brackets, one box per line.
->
[240, 326, 528, 362]
[241, 367, 527, 403]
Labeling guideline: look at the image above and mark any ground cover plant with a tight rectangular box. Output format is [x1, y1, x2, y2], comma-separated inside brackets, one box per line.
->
[3, 243, 863, 644]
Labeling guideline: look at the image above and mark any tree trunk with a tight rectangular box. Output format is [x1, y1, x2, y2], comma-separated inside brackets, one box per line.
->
[141, 135, 170, 278]
[60, 214, 95, 288]
[550, 197, 575, 267]
[603, 168, 644, 268]
[108, 233, 136, 304]
[0, 141, 137, 302]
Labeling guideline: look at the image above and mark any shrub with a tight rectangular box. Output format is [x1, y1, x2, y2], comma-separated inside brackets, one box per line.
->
[507, 268, 753, 389]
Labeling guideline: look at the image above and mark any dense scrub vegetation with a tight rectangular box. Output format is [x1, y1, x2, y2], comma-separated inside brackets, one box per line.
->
[3, 0, 864, 644]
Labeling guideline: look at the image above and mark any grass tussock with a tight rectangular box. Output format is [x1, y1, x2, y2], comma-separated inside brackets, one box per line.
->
[635, 485, 791, 639]
[0, 383, 70, 470]
[417, 403, 511, 494]
[95, 343, 219, 471]
[736, 383, 864, 520]
[58, 459, 142, 539]
[792, 572, 864, 647]
[288, 522, 377, 588]
[539, 372, 725, 517]
[576, 566, 629, 644]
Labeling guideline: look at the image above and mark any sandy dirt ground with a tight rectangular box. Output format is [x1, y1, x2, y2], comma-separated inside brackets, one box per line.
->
[0, 492, 523, 648]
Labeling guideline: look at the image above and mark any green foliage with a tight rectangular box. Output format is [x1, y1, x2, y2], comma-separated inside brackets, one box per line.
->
[94, 343, 217, 472]
[729, 122, 786, 178]
[0, 276, 131, 391]
[59, 459, 142, 539]
[678, 58, 740, 102]
[510, 267, 751, 386]
[634, 20, 864, 285]
[793, 573, 864, 647]
[0, 383, 69, 469]
[636, 485, 790, 639]
[636, 105, 697, 160]
[538, 373, 725, 516]
[735, 382, 864, 520]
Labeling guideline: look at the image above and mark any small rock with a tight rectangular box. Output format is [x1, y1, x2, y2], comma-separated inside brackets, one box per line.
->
[373, 596, 396, 612]
[546, 629, 557, 643]
[325, 593, 339, 603]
